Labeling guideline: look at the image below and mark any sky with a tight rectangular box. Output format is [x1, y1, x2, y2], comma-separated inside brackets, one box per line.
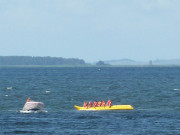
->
[0, 0, 180, 62]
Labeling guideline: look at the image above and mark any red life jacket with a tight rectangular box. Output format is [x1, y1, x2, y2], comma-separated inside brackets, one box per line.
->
[89, 102, 92, 107]
[83, 102, 88, 107]
[102, 101, 106, 106]
[26, 98, 30, 102]
[98, 101, 102, 106]
[107, 100, 112, 106]
[93, 101, 97, 106]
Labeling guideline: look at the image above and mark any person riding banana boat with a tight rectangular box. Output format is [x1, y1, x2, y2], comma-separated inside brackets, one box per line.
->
[83, 100, 112, 108]
[75, 100, 133, 111]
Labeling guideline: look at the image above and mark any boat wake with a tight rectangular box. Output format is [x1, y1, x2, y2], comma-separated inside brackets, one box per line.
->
[6, 87, 12, 90]
[20, 110, 48, 114]
[173, 88, 180, 91]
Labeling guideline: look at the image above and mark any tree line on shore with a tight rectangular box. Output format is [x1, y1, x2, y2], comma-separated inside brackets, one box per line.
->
[0, 56, 86, 66]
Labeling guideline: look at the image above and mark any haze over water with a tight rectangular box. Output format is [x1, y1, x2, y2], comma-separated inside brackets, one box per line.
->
[0, 67, 179, 134]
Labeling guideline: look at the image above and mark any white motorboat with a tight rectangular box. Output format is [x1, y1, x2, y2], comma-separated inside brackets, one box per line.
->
[22, 101, 44, 111]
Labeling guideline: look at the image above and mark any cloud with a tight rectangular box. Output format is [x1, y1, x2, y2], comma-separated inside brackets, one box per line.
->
[0, 0, 180, 62]
[133, 0, 178, 11]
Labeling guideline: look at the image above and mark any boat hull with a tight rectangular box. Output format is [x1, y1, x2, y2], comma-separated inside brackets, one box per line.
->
[23, 101, 44, 111]
[74, 105, 134, 111]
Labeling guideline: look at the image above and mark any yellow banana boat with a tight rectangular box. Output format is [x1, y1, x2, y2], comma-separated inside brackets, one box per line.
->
[74, 105, 134, 111]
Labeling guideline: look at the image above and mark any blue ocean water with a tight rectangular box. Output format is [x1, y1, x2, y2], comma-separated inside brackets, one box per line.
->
[0, 67, 179, 135]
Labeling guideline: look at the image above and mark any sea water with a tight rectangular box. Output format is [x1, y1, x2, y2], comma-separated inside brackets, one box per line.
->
[0, 67, 179, 134]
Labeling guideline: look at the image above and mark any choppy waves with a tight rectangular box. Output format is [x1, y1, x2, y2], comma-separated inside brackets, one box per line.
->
[0, 67, 180, 134]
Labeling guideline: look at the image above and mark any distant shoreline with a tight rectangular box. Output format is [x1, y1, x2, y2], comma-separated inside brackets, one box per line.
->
[1, 56, 180, 67]
[1, 65, 180, 68]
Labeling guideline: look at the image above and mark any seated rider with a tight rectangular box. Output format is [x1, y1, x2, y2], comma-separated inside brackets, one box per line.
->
[89, 101, 92, 107]
[102, 101, 106, 107]
[98, 101, 102, 107]
[107, 100, 112, 107]
[26, 97, 30, 102]
[93, 101, 98, 107]
[83, 102, 88, 108]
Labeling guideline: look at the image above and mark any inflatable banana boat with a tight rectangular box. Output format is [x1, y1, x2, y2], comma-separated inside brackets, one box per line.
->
[74, 105, 134, 111]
